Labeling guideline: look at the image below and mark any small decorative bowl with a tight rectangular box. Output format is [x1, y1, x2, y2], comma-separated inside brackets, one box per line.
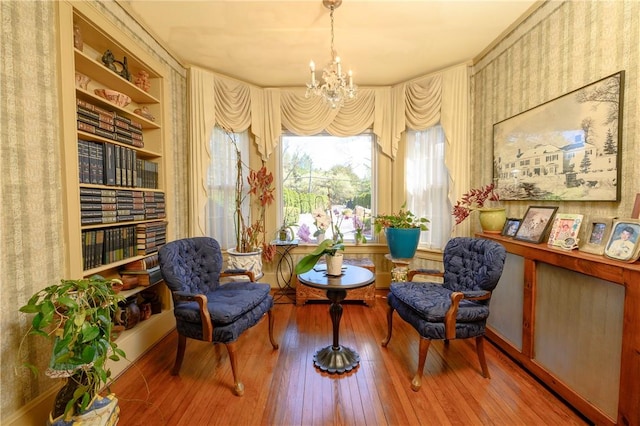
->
[94, 88, 131, 107]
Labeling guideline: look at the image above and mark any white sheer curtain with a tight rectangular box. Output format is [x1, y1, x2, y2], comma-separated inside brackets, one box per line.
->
[405, 125, 451, 249]
[206, 126, 249, 249]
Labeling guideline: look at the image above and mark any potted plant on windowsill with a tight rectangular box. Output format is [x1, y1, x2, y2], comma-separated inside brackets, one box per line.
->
[225, 128, 276, 278]
[18, 276, 126, 424]
[295, 239, 346, 276]
[374, 204, 430, 259]
[453, 183, 506, 233]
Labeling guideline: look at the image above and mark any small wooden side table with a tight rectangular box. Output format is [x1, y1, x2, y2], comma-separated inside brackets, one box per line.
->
[296, 257, 376, 306]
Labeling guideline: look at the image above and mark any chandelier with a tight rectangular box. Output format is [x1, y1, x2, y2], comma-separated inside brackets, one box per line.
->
[306, 0, 357, 109]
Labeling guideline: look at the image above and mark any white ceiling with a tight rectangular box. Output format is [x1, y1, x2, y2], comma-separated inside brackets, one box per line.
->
[120, 0, 538, 88]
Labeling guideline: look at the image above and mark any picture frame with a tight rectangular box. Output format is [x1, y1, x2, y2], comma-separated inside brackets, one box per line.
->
[501, 218, 522, 237]
[493, 71, 624, 201]
[547, 213, 584, 249]
[632, 193, 640, 219]
[579, 217, 614, 255]
[514, 206, 558, 243]
[604, 219, 640, 262]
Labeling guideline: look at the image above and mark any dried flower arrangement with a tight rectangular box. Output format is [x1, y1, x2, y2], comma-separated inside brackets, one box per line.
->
[453, 183, 501, 225]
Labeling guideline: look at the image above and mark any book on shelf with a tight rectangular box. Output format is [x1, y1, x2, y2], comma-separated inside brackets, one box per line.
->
[120, 265, 163, 286]
[123, 253, 159, 271]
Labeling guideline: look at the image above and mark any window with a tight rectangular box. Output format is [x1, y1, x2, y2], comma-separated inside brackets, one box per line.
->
[206, 126, 249, 250]
[405, 125, 451, 250]
[280, 133, 374, 243]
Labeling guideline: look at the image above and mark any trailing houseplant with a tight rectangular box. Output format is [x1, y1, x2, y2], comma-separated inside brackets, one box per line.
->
[226, 128, 276, 263]
[374, 203, 430, 259]
[18, 276, 126, 422]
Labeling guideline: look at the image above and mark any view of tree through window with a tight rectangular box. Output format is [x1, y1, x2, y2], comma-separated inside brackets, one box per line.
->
[280, 133, 374, 243]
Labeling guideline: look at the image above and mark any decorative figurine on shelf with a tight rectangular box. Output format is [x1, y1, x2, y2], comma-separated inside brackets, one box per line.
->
[134, 70, 151, 92]
[102, 49, 117, 72]
[134, 106, 155, 121]
[101, 50, 132, 82]
[73, 24, 83, 51]
[118, 56, 132, 82]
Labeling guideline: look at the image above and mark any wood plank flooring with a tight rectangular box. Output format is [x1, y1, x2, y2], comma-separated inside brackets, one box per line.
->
[110, 292, 588, 425]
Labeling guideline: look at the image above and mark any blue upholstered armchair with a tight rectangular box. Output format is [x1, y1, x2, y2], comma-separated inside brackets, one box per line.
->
[158, 237, 278, 396]
[382, 237, 506, 391]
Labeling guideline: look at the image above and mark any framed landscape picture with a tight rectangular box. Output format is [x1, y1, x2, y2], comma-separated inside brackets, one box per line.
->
[514, 206, 558, 244]
[493, 71, 624, 201]
[604, 219, 640, 262]
[579, 217, 614, 255]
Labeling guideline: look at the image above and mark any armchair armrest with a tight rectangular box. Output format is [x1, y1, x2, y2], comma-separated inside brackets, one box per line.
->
[221, 268, 255, 282]
[443, 290, 491, 340]
[172, 292, 213, 342]
[408, 269, 444, 282]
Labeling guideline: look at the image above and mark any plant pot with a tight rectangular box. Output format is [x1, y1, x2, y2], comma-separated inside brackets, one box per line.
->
[49, 393, 119, 426]
[385, 227, 421, 259]
[227, 248, 264, 280]
[478, 207, 507, 234]
[325, 253, 344, 276]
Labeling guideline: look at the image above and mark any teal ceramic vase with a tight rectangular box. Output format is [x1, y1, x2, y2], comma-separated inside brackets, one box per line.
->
[385, 227, 421, 259]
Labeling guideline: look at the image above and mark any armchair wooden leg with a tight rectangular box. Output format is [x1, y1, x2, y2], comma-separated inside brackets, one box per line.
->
[411, 337, 431, 392]
[381, 305, 395, 347]
[476, 335, 490, 378]
[225, 341, 245, 396]
[267, 310, 279, 350]
[172, 333, 187, 376]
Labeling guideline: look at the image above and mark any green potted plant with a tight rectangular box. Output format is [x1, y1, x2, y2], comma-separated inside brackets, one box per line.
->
[18, 276, 126, 423]
[453, 183, 506, 233]
[295, 239, 345, 276]
[374, 203, 430, 259]
[225, 128, 276, 277]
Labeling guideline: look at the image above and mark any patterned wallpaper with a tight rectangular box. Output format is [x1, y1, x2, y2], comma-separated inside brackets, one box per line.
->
[2, 0, 638, 421]
[0, 0, 188, 421]
[471, 0, 639, 224]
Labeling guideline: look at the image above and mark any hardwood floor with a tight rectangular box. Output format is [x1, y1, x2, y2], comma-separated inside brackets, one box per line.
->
[111, 292, 588, 425]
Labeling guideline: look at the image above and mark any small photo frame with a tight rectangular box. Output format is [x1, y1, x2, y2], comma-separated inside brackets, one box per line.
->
[547, 214, 584, 248]
[579, 217, 614, 255]
[501, 218, 522, 237]
[514, 206, 558, 244]
[604, 219, 640, 262]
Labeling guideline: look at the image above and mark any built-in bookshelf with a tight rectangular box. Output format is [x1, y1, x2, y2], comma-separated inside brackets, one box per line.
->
[57, 1, 174, 381]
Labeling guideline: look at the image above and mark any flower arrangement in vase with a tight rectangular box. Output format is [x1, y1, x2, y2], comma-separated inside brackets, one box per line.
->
[453, 183, 506, 233]
[294, 239, 346, 275]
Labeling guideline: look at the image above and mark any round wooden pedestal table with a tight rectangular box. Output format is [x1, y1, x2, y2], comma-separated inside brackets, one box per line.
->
[297, 265, 375, 373]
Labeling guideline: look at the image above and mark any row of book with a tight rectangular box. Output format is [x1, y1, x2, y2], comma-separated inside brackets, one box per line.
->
[82, 221, 167, 272]
[80, 188, 166, 225]
[78, 139, 159, 189]
[77, 98, 144, 148]
[82, 225, 137, 270]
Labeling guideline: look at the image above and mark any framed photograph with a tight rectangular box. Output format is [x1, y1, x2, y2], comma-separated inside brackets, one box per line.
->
[493, 71, 624, 201]
[501, 218, 522, 237]
[514, 206, 558, 243]
[547, 214, 584, 248]
[579, 217, 614, 255]
[604, 219, 640, 262]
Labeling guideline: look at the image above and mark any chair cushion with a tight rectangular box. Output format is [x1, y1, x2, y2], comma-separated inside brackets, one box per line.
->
[174, 282, 271, 326]
[389, 282, 490, 323]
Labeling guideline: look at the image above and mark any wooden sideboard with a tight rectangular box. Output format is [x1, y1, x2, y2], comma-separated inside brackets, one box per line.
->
[479, 233, 639, 426]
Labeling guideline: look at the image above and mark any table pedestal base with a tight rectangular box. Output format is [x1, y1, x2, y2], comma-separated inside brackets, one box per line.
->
[313, 345, 360, 374]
